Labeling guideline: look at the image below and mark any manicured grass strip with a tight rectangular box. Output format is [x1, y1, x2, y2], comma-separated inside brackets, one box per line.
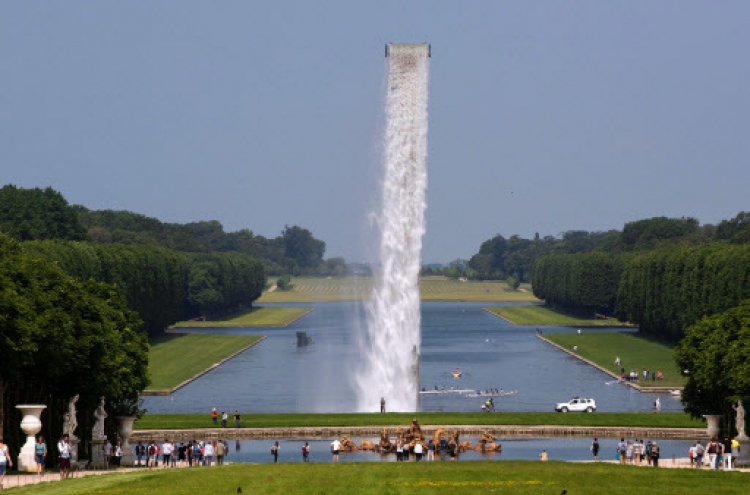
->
[544, 333, 685, 388]
[170, 307, 311, 327]
[8, 460, 745, 495]
[487, 305, 631, 326]
[259, 277, 540, 303]
[135, 412, 703, 430]
[147, 334, 263, 390]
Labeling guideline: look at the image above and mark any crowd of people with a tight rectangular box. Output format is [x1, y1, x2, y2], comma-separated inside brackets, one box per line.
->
[689, 436, 741, 470]
[134, 438, 230, 468]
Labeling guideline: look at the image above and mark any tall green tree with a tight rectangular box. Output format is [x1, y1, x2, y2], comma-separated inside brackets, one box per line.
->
[674, 299, 750, 434]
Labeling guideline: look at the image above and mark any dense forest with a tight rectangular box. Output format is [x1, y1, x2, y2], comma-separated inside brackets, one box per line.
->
[528, 216, 750, 342]
[0, 185, 350, 335]
[455, 215, 750, 283]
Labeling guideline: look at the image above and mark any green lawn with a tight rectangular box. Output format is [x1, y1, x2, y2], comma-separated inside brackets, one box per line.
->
[259, 277, 540, 303]
[147, 334, 263, 390]
[8, 461, 747, 495]
[170, 306, 311, 327]
[543, 333, 685, 388]
[487, 305, 631, 326]
[134, 412, 703, 430]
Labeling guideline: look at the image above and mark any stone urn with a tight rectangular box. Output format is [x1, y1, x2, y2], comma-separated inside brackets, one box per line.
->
[16, 405, 47, 472]
[703, 414, 722, 438]
[116, 416, 137, 466]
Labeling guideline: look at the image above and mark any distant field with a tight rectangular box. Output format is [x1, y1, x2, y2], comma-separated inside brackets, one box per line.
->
[486, 305, 631, 326]
[258, 277, 540, 303]
[147, 334, 263, 390]
[543, 333, 685, 388]
[170, 307, 311, 327]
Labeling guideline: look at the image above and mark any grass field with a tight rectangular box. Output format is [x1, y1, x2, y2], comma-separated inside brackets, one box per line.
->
[543, 333, 685, 388]
[135, 412, 703, 430]
[170, 307, 311, 327]
[9, 461, 747, 495]
[486, 305, 631, 326]
[258, 277, 540, 303]
[147, 334, 263, 390]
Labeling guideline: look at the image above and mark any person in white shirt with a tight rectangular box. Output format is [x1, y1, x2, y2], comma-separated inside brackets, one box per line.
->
[57, 434, 71, 479]
[413, 441, 424, 461]
[204, 441, 214, 466]
[162, 439, 173, 468]
[0, 436, 13, 487]
[330, 439, 341, 462]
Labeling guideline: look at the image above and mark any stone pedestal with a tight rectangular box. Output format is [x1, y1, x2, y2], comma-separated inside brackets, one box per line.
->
[736, 434, 750, 467]
[15, 405, 46, 472]
[116, 416, 137, 466]
[703, 414, 722, 438]
[90, 439, 109, 468]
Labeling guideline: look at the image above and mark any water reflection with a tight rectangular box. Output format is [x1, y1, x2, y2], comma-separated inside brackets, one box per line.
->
[132, 437, 695, 464]
[143, 302, 682, 414]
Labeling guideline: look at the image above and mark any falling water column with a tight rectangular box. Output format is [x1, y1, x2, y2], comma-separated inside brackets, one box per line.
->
[356, 43, 430, 412]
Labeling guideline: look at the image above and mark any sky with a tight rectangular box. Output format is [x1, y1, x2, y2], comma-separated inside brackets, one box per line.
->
[2, 1, 749, 263]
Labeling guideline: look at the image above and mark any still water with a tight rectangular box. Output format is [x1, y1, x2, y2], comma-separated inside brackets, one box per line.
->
[143, 302, 682, 414]
[141, 437, 694, 464]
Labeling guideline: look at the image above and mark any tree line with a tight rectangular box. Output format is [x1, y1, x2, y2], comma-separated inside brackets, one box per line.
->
[0, 232, 148, 464]
[465, 214, 750, 283]
[23, 241, 265, 335]
[533, 243, 750, 342]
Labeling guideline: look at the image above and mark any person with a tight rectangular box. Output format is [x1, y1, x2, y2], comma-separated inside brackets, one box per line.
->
[651, 441, 660, 467]
[626, 441, 633, 464]
[0, 436, 12, 488]
[58, 434, 72, 479]
[617, 438, 627, 465]
[413, 441, 423, 461]
[447, 441, 457, 461]
[395, 439, 403, 462]
[147, 441, 160, 468]
[178, 442, 187, 467]
[645, 440, 653, 465]
[591, 437, 600, 461]
[204, 441, 214, 466]
[211, 408, 218, 425]
[722, 435, 733, 470]
[35, 435, 47, 477]
[221, 411, 228, 428]
[634, 439, 644, 465]
[615, 356, 620, 366]
[402, 441, 410, 461]
[234, 411, 241, 428]
[689, 442, 696, 467]
[380, 397, 386, 414]
[539, 450, 548, 461]
[731, 438, 740, 469]
[162, 438, 172, 468]
[113, 441, 123, 467]
[331, 439, 341, 462]
[577, 328, 581, 336]
[104, 439, 113, 468]
[427, 439, 435, 461]
[573, 345, 578, 353]
[302, 442, 310, 462]
[216, 439, 225, 465]
[706, 437, 720, 470]
[694, 440, 705, 468]
[135, 441, 145, 467]
[271, 441, 279, 463]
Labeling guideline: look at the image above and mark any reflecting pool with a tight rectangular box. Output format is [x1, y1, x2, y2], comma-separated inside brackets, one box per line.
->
[143, 302, 683, 414]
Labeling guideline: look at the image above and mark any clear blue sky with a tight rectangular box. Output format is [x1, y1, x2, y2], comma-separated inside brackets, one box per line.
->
[2, 1, 749, 263]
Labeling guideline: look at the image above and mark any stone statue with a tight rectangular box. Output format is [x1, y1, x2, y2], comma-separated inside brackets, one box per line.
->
[92, 397, 107, 439]
[734, 400, 747, 439]
[62, 394, 79, 439]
